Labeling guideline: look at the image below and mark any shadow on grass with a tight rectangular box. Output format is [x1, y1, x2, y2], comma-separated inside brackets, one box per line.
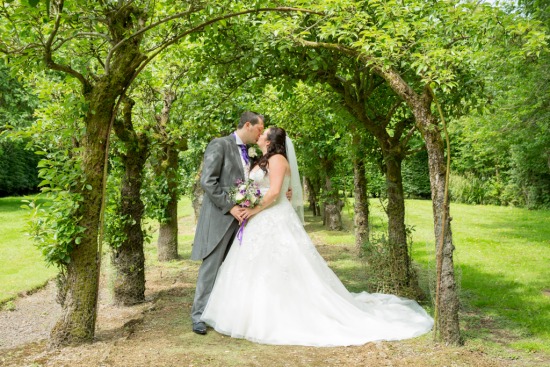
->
[457, 263, 550, 352]
[0, 196, 31, 212]
[468, 213, 550, 242]
[0, 195, 49, 213]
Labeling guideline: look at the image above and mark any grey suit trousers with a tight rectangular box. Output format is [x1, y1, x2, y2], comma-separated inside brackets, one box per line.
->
[191, 221, 239, 324]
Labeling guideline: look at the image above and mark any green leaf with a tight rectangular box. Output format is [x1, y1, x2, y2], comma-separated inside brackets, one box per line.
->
[28, 0, 40, 7]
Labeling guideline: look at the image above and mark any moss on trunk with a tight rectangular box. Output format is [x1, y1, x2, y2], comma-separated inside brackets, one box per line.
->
[50, 90, 115, 346]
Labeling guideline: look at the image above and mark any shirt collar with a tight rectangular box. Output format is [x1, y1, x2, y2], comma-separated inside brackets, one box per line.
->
[233, 131, 245, 145]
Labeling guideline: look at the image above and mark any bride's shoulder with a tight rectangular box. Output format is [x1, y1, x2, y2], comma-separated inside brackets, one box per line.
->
[267, 154, 290, 176]
[267, 153, 289, 165]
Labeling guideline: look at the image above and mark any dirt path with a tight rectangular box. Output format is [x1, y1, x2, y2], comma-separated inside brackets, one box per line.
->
[1, 216, 548, 367]
[0, 281, 60, 350]
[2, 261, 547, 367]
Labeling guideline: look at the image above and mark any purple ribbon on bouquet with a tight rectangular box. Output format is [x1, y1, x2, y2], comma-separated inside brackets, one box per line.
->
[236, 219, 248, 244]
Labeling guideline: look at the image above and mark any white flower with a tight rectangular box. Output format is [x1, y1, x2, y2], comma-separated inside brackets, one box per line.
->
[235, 192, 245, 201]
[248, 147, 258, 158]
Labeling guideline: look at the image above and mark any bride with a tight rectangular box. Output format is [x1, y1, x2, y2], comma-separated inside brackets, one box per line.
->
[201, 126, 433, 347]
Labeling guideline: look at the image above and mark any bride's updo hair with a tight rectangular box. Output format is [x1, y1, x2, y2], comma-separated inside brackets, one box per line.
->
[253, 126, 287, 173]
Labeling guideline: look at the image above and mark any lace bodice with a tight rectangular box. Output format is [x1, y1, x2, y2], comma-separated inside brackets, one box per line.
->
[249, 168, 290, 202]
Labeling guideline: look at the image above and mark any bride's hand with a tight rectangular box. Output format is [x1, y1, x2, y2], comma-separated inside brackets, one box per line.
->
[230, 205, 246, 223]
[242, 206, 260, 221]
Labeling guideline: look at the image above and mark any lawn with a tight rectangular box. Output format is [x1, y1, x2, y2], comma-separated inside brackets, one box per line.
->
[0, 196, 57, 304]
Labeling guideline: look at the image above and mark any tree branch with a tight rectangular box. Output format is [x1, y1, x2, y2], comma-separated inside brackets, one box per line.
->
[296, 38, 422, 110]
[53, 32, 111, 52]
[106, 6, 324, 74]
[383, 100, 403, 129]
[44, 0, 91, 90]
[402, 124, 418, 147]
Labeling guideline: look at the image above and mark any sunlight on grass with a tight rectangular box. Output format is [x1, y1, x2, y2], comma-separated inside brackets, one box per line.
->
[0, 196, 57, 303]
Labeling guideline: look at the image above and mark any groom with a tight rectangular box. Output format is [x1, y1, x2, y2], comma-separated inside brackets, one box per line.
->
[190, 111, 264, 335]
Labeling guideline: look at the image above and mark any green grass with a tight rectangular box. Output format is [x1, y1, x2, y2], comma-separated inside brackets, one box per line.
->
[364, 199, 550, 355]
[0, 196, 57, 304]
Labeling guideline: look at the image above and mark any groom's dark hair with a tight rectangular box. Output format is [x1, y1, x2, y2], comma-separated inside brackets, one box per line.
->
[238, 111, 263, 129]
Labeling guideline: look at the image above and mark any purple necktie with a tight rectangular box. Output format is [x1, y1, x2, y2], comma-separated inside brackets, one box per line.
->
[239, 144, 249, 165]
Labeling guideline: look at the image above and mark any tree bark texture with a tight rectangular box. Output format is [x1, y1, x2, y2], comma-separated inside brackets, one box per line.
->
[323, 175, 343, 230]
[384, 154, 410, 291]
[50, 90, 115, 346]
[304, 177, 321, 216]
[111, 99, 148, 306]
[420, 118, 460, 345]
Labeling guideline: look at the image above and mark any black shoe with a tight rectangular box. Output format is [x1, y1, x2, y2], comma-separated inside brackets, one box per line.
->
[192, 321, 207, 335]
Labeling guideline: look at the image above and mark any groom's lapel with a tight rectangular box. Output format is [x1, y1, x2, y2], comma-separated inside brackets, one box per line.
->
[229, 134, 245, 178]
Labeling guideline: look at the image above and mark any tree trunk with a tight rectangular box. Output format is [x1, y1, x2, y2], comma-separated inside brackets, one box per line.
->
[422, 121, 461, 345]
[323, 176, 343, 230]
[112, 99, 148, 306]
[154, 91, 179, 262]
[50, 93, 115, 346]
[304, 177, 320, 216]
[385, 154, 410, 291]
[324, 201, 344, 230]
[369, 65, 460, 344]
[157, 144, 179, 261]
[353, 156, 369, 252]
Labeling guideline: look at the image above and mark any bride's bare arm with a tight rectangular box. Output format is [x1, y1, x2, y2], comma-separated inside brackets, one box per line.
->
[242, 154, 289, 219]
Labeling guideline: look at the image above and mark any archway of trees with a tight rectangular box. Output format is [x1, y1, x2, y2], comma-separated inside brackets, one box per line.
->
[0, 0, 547, 348]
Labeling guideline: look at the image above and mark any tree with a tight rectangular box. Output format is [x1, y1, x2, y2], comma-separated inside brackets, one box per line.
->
[308, 55, 421, 294]
[108, 97, 149, 306]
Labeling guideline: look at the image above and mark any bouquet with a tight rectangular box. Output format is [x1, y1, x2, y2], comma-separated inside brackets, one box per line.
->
[229, 178, 262, 243]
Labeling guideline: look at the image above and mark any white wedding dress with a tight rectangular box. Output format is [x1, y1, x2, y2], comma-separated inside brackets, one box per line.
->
[201, 168, 433, 346]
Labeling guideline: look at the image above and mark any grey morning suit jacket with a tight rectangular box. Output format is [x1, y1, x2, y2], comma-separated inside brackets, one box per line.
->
[191, 134, 245, 260]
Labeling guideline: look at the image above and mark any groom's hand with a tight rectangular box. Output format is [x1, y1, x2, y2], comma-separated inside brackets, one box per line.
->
[230, 206, 245, 224]
[286, 187, 293, 200]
